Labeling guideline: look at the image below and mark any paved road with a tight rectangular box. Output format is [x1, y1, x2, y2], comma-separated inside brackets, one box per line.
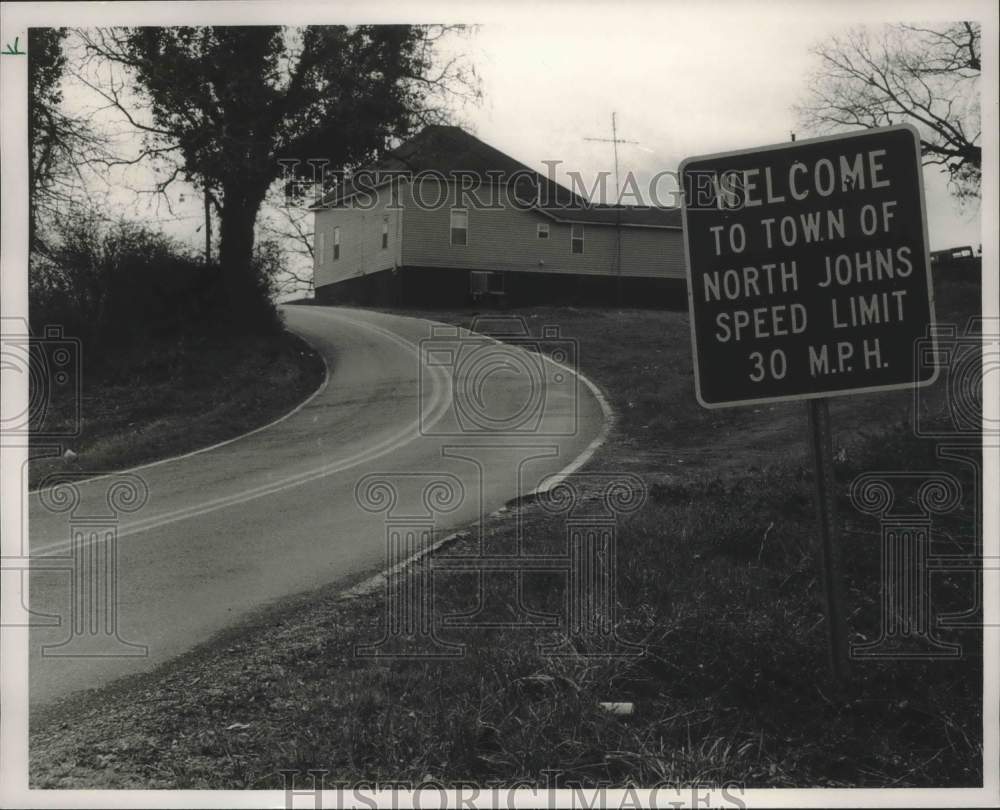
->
[27, 307, 605, 705]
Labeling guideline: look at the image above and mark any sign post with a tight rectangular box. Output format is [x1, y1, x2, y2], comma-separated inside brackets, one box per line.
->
[679, 124, 937, 683]
[806, 397, 850, 682]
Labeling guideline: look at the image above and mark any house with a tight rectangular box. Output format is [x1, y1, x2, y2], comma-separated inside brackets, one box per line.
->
[310, 126, 687, 307]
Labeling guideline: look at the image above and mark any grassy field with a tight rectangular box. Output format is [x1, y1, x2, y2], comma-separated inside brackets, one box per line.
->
[28, 327, 325, 489]
[29, 276, 983, 789]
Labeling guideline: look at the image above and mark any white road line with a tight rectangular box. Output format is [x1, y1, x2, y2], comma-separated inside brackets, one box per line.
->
[27, 306, 332, 495]
[531, 352, 615, 495]
[338, 312, 616, 600]
[31, 309, 614, 566]
[32, 313, 452, 554]
[366, 310, 616, 494]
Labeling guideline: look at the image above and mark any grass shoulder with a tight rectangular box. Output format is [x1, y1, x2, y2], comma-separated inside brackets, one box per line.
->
[30, 327, 325, 490]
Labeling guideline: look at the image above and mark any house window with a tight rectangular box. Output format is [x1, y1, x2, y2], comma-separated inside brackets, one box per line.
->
[450, 209, 468, 246]
[317, 231, 326, 264]
[571, 224, 584, 254]
[537, 223, 549, 239]
[382, 218, 389, 250]
[470, 271, 488, 295]
[333, 226, 341, 260]
[470, 271, 504, 297]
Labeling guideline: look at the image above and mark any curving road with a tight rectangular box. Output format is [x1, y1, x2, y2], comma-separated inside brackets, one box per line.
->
[27, 306, 606, 706]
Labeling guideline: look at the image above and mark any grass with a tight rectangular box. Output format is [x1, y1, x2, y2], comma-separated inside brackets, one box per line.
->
[28, 326, 325, 489]
[29, 276, 983, 789]
[383, 272, 981, 479]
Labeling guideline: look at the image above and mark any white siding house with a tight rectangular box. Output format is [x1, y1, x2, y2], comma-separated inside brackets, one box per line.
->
[311, 126, 686, 306]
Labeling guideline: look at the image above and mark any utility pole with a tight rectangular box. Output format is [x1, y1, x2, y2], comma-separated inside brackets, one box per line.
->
[584, 112, 640, 306]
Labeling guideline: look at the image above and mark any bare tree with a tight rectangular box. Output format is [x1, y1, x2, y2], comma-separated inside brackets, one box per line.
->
[258, 187, 316, 299]
[797, 22, 981, 201]
[28, 29, 112, 253]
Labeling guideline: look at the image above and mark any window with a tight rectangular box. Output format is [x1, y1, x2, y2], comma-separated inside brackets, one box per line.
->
[317, 232, 326, 264]
[537, 223, 550, 239]
[571, 224, 584, 254]
[470, 270, 488, 295]
[382, 218, 389, 250]
[450, 209, 468, 246]
[333, 227, 341, 260]
[470, 271, 504, 298]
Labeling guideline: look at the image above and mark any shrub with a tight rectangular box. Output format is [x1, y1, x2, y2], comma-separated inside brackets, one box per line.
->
[29, 209, 280, 370]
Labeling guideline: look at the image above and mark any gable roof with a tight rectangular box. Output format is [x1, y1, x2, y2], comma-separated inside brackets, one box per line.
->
[372, 125, 547, 178]
[311, 125, 680, 229]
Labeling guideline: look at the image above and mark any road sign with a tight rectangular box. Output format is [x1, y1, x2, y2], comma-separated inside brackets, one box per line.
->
[680, 124, 937, 409]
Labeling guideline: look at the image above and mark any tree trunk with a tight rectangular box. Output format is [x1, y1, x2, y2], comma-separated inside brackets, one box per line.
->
[218, 182, 269, 330]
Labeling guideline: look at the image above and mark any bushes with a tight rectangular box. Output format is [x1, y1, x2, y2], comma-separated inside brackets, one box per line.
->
[29, 210, 281, 372]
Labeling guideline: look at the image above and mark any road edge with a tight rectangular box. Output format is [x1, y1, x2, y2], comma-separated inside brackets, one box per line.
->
[337, 310, 616, 601]
[27, 321, 332, 495]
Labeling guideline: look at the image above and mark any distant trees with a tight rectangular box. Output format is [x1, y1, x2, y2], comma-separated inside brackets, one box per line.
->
[797, 22, 981, 201]
[78, 26, 479, 323]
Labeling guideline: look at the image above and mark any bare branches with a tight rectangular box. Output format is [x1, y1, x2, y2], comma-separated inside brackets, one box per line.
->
[44, 23, 483, 284]
[259, 186, 316, 298]
[400, 25, 482, 130]
[27, 29, 148, 258]
[36, 28, 190, 218]
[796, 22, 980, 201]
[897, 22, 980, 76]
[264, 206, 314, 260]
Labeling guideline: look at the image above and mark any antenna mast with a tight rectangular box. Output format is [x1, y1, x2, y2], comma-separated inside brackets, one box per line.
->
[584, 112, 641, 305]
[584, 111, 640, 204]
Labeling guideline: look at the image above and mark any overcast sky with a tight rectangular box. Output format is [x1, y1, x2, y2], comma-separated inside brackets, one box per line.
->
[50, 2, 984, 261]
[453, 13, 980, 250]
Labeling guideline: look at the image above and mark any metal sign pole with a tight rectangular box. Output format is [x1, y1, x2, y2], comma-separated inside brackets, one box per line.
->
[806, 397, 851, 685]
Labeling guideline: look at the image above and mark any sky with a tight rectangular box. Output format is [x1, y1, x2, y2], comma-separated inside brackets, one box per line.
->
[49, 2, 984, 282]
[454, 14, 980, 251]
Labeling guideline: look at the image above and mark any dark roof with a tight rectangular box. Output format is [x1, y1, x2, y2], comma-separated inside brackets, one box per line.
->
[373, 125, 544, 178]
[537, 203, 682, 229]
[313, 125, 680, 228]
